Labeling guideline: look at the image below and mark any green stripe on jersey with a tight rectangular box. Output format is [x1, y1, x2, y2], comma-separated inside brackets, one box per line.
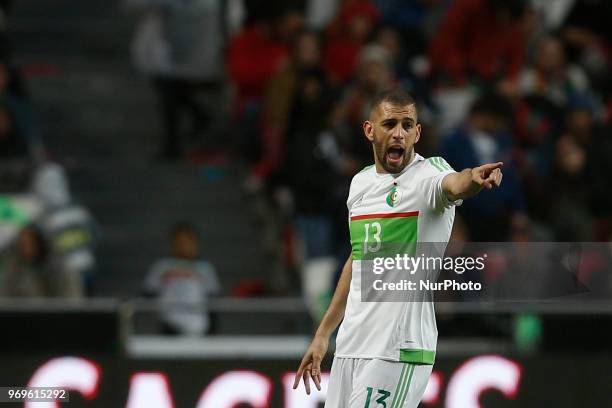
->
[349, 214, 418, 260]
[427, 156, 452, 172]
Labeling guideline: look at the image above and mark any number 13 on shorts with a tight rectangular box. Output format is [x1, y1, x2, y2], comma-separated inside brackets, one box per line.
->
[354, 361, 429, 408]
[364, 387, 391, 407]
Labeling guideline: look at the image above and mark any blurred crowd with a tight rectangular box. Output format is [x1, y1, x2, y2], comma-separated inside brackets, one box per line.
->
[0, 1, 97, 300]
[123, 0, 612, 304]
[2, 0, 612, 319]
[219, 0, 611, 295]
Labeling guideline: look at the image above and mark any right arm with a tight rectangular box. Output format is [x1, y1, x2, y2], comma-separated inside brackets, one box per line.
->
[442, 162, 503, 201]
[293, 254, 353, 394]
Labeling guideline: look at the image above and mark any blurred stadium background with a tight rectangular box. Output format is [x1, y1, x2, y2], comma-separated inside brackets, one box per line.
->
[0, 0, 611, 406]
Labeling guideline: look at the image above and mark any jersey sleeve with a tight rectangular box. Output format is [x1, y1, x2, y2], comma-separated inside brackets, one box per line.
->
[346, 170, 365, 217]
[143, 259, 167, 295]
[198, 261, 221, 295]
[421, 157, 463, 211]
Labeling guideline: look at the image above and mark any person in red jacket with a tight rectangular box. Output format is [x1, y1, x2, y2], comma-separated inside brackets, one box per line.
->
[323, 0, 380, 84]
[227, 24, 290, 109]
[429, 0, 529, 87]
[227, 6, 304, 165]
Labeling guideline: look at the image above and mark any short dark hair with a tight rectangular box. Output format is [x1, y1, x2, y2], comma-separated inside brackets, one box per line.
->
[370, 89, 417, 117]
[170, 222, 198, 239]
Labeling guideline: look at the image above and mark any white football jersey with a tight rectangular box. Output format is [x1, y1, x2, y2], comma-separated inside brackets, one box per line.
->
[335, 153, 460, 364]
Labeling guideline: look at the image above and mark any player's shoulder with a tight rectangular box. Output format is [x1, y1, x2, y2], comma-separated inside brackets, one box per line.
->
[347, 164, 375, 208]
[357, 163, 375, 175]
[148, 257, 175, 275]
[351, 163, 376, 185]
[195, 260, 217, 274]
[416, 155, 456, 178]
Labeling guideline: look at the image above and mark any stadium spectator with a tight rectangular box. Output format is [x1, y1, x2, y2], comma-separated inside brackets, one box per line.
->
[578, 108, 612, 239]
[143, 222, 220, 336]
[0, 104, 26, 158]
[514, 94, 563, 150]
[511, 96, 562, 217]
[0, 101, 35, 192]
[227, 3, 304, 162]
[426, 0, 532, 135]
[439, 92, 526, 241]
[323, 0, 380, 84]
[544, 135, 591, 240]
[562, 0, 612, 94]
[251, 30, 324, 182]
[336, 44, 396, 166]
[0, 225, 48, 297]
[306, 0, 341, 29]
[227, 14, 291, 106]
[529, 0, 574, 33]
[278, 68, 339, 259]
[0, 62, 42, 157]
[32, 162, 96, 296]
[428, 0, 529, 87]
[516, 102, 609, 240]
[372, 0, 447, 56]
[128, 0, 225, 159]
[374, 26, 435, 116]
[0, 224, 80, 298]
[374, 27, 411, 83]
[265, 66, 342, 296]
[517, 35, 592, 108]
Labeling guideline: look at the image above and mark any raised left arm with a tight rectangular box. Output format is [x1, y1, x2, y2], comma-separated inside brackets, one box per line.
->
[442, 162, 503, 201]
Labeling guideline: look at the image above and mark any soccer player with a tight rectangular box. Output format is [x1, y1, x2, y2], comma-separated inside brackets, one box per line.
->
[293, 89, 503, 407]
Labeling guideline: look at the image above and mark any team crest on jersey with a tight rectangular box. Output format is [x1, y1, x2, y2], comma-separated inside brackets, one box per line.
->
[386, 186, 402, 207]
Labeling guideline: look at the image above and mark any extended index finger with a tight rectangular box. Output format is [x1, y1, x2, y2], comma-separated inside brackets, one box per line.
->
[480, 161, 504, 172]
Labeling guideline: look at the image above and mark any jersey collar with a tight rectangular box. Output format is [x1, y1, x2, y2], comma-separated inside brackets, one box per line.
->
[375, 153, 424, 178]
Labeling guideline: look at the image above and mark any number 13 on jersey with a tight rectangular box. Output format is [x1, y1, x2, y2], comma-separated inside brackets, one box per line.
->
[349, 213, 419, 260]
[364, 222, 382, 254]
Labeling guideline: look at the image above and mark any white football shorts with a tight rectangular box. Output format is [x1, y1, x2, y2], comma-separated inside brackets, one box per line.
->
[325, 357, 432, 408]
